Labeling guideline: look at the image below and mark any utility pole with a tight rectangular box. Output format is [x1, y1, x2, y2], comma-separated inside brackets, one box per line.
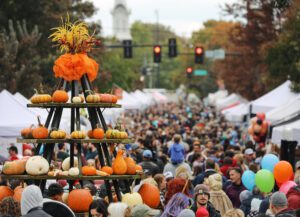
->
[155, 10, 160, 88]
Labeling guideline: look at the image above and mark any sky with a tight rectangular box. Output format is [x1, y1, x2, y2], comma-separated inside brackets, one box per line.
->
[90, 0, 237, 38]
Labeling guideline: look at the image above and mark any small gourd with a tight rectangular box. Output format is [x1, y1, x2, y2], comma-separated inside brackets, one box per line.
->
[69, 167, 80, 176]
[85, 91, 100, 103]
[87, 130, 94, 138]
[101, 166, 113, 175]
[82, 165, 97, 176]
[62, 157, 78, 171]
[50, 129, 66, 139]
[93, 127, 104, 139]
[30, 89, 52, 104]
[125, 157, 137, 175]
[112, 150, 127, 175]
[52, 90, 69, 103]
[21, 125, 34, 139]
[71, 131, 86, 139]
[72, 96, 82, 103]
[32, 116, 48, 139]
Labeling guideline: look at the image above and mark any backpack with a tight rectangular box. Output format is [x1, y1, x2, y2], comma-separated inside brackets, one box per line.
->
[170, 143, 184, 164]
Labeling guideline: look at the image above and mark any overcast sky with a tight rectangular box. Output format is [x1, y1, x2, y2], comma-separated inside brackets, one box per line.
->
[90, 0, 237, 38]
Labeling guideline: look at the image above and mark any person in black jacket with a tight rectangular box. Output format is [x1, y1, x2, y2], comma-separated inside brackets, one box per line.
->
[138, 150, 159, 176]
[191, 185, 221, 217]
[21, 185, 52, 217]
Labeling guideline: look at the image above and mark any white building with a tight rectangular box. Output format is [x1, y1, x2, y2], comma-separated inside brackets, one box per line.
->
[111, 0, 131, 40]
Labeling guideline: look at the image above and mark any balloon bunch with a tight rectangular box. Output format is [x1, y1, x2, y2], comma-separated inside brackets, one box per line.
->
[242, 154, 295, 194]
[248, 113, 269, 144]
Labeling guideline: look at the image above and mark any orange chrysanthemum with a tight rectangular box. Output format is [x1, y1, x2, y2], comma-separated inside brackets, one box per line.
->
[53, 53, 98, 81]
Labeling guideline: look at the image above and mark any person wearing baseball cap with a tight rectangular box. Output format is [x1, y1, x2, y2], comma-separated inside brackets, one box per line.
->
[138, 150, 159, 177]
[191, 184, 221, 217]
[270, 192, 295, 216]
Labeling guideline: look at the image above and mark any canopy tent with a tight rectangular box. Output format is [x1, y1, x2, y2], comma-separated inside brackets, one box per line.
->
[215, 93, 246, 110]
[207, 89, 228, 106]
[222, 103, 249, 123]
[118, 91, 140, 110]
[0, 90, 40, 137]
[266, 95, 300, 125]
[130, 90, 153, 109]
[271, 119, 300, 145]
[152, 91, 168, 103]
[251, 80, 298, 114]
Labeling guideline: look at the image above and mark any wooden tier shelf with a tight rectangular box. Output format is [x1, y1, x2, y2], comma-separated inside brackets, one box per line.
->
[17, 138, 134, 144]
[27, 103, 121, 108]
[0, 174, 141, 180]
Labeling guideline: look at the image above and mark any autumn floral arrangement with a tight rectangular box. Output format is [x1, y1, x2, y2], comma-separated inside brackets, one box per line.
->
[49, 16, 100, 81]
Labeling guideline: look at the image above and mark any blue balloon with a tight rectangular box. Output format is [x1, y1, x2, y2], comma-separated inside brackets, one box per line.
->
[242, 170, 256, 191]
[261, 154, 279, 172]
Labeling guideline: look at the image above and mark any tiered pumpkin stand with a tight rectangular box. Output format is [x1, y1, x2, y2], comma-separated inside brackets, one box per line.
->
[1, 75, 140, 203]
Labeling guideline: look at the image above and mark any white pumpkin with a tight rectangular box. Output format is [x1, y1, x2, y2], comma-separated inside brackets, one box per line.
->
[121, 192, 143, 207]
[72, 96, 81, 103]
[62, 192, 69, 204]
[25, 156, 49, 175]
[68, 167, 79, 176]
[62, 157, 78, 171]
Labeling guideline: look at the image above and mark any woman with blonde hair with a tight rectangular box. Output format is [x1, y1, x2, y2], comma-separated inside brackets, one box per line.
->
[223, 208, 245, 217]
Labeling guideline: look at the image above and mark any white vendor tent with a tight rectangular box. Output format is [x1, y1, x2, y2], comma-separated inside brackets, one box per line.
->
[208, 89, 228, 106]
[118, 91, 140, 110]
[271, 119, 300, 145]
[222, 103, 250, 123]
[0, 90, 40, 137]
[216, 93, 246, 110]
[251, 80, 298, 114]
[266, 95, 300, 125]
[152, 91, 168, 104]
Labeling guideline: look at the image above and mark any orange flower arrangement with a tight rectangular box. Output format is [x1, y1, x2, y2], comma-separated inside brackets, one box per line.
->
[49, 16, 100, 81]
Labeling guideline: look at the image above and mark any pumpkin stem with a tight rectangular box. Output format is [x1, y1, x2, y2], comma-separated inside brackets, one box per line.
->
[39, 83, 44, 94]
[33, 88, 39, 95]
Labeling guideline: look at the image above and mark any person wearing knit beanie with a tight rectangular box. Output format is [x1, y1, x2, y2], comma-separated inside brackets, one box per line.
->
[21, 185, 52, 217]
[178, 209, 196, 217]
[196, 207, 209, 217]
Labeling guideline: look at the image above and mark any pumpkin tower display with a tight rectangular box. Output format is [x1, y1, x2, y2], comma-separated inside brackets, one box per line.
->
[1, 16, 140, 204]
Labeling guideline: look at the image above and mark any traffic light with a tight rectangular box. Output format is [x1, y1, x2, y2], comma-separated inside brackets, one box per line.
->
[153, 45, 161, 63]
[186, 66, 193, 78]
[123, 40, 132, 58]
[168, 38, 177, 57]
[195, 46, 204, 64]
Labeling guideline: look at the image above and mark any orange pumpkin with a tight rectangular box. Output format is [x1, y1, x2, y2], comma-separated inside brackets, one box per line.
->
[21, 125, 34, 139]
[87, 130, 94, 138]
[52, 90, 69, 103]
[101, 166, 113, 175]
[2, 160, 26, 175]
[93, 128, 104, 139]
[112, 150, 127, 175]
[32, 116, 48, 139]
[99, 94, 113, 103]
[135, 165, 143, 172]
[82, 165, 97, 176]
[13, 186, 24, 202]
[138, 183, 160, 208]
[68, 189, 93, 212]
[125, 157, 136, 175]
[0, 186, 13, 201]
[111, 95, 118, 104]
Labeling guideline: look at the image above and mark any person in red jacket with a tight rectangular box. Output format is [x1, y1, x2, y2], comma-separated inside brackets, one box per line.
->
[287, 185, 300, 210]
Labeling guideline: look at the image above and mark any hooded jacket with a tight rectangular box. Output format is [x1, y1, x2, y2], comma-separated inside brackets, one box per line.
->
[287, 186, 300, 210]
[21, 185, 52, 217]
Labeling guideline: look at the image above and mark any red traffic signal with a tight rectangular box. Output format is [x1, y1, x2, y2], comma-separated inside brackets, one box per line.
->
[195, 47, 203, 55]
[195, 46, 204, 64]
[186, 67, 193, 74]
[153, 45, 161, 63]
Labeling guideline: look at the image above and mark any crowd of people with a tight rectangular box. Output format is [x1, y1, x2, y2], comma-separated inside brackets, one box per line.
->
[1, 102, 300, 217]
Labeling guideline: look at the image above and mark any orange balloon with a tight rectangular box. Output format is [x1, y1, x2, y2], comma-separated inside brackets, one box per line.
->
[274, 161, 293, 183]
